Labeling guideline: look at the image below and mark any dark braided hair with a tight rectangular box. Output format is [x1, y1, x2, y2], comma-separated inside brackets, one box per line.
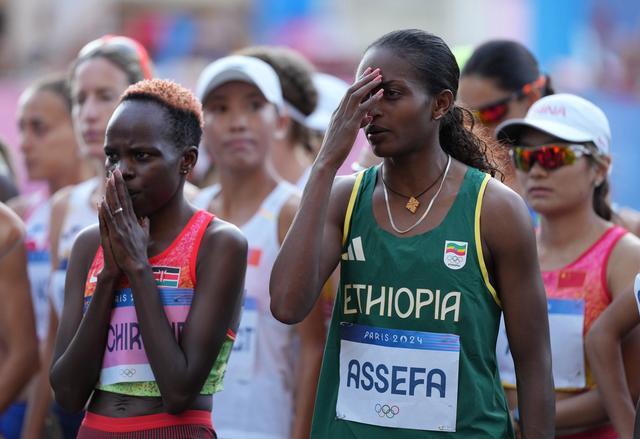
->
[236, 46, 318, 154]
[369, 29, 502, 177]
[462, 40, 554, 97]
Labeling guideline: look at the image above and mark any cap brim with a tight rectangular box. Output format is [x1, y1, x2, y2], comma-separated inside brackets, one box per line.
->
[198, 70, 258, 101]
[495, 118, 595, 146]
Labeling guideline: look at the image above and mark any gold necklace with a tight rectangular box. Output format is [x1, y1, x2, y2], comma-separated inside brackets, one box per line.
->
[379, 158, 449, 214]
[381, 155, 452, 234]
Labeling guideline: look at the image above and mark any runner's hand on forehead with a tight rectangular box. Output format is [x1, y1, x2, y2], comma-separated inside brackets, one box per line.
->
[315, 67, 383, 171]
[102, 169, 150, 274]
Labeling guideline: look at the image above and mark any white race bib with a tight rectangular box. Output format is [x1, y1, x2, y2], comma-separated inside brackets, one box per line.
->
[227, 296, 258, 382]
[336, 323, 460, 432]
[634, 274, 640, 317]
[496, 298, 585, 389]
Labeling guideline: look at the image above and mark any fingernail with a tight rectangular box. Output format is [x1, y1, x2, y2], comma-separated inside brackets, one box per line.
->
[375, 75, 382, 81]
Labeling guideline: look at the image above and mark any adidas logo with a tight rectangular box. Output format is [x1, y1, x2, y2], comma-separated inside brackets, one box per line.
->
[341, 236, 366, 262]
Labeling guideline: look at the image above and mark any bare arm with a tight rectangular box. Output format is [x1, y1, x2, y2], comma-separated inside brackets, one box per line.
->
[270, 67, 384, 324]
[100, 170, 247, 413]
[49, 225, 117, 412]
[0, 205, 38, 412]
[587, 288, 639, 438]
[482, 180, 555, 438]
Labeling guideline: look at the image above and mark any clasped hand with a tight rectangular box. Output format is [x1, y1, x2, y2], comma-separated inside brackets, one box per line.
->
[98, 169, 150, 279]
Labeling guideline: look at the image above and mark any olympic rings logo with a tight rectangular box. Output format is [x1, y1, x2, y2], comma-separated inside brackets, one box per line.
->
[375, 403, 400, 418]
[120, 368, 136, 378]
[446, 254, 463, 264]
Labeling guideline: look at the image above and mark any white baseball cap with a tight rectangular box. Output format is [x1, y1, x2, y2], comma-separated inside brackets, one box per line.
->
[306, 73, 349, 132]
[196, 55, 284, 109]
[496, 93, 611, 155]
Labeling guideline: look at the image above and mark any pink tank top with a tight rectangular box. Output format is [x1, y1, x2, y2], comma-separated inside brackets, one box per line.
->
[83, 210, 235, 397]
[543, 225, 626, 388]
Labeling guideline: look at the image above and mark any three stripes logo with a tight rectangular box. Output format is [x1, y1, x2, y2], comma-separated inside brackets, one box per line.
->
[153, 266, 181, 287]
[342, 236, 366, 262]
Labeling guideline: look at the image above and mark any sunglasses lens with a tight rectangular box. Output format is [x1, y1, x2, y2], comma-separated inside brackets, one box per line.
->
[512, 145, 579, 171]
[476, 102, 509, 124]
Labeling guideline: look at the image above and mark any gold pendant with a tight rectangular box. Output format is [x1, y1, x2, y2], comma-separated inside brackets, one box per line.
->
[406, 197, 420, 214]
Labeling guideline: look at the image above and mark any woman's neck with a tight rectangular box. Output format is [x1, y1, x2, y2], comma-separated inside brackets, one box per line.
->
[215, 165, 279, 221]
[147, 185, 194, 253]
[270, 139, 309, 184]
[48, 159, 96, 194]
[382, 143, 449, 195]
[538, 203, 610, 264]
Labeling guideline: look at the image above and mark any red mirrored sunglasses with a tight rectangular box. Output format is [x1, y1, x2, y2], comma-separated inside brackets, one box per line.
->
[510, 143, 591, 172]
[472, 75, 546, 124]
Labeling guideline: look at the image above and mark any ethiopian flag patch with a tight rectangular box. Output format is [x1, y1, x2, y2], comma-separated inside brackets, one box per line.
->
[444, 240, 468, 270]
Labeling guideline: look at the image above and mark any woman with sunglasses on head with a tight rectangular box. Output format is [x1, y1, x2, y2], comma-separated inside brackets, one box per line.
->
[458, 40, 553, 193]
[194, 54, 326, 439]
[495, 93, 640, 439]
[271, 29, 554, 438]
[8, 75, 94, 439]
[50, 79, 247, 437]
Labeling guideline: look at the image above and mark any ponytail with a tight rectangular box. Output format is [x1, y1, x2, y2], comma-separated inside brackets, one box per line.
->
[593, 179, 613, 221]
[440, 105, 504, 179]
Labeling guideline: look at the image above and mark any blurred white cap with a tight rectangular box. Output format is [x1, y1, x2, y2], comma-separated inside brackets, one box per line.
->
[496, 93, 611, 155]
[306, 72, 349, 132]
[196, 55, 284, 109]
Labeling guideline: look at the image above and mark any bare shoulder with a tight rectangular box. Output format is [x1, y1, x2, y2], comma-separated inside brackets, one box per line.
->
[201, 217, 247, 257]
[615, 207, 640, 237]
[608, 231, 640, 281]
[6, 194, 33, 219]
[0, 203, 24, 257]
[50, 186, 75, 223]
[483, 177, 533, 226]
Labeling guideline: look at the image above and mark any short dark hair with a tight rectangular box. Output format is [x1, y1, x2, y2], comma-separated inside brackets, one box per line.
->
[121, 79, 203, 149]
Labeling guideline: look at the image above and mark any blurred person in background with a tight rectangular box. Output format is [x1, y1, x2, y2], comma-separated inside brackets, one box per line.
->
[9, 75, 93, 438]
[42, 34, 155, 439]
[587, 264, 640, 439]
[0, 140, 19, 202]
[194, 55, 326, 439]
[458, 40, 553, 194]
[50, 79, 246, 437]
[495, 93, 640, 439]
[237, 45, 318, 189]
[0, 203, 38, 439]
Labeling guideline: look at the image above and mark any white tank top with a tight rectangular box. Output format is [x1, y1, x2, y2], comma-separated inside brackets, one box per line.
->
[193, 181, 300, 439]
[24, 193, 52, 340]
[50, 177, 99, 316]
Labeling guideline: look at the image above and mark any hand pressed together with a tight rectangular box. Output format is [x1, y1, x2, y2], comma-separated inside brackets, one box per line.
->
[98, 168, 150, 277]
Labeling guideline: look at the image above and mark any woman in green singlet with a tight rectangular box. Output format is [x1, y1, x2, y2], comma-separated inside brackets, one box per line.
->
[270, 29, 554, 438]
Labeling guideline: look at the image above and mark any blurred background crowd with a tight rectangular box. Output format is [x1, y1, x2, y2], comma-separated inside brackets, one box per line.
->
[0, 0, 639, 207]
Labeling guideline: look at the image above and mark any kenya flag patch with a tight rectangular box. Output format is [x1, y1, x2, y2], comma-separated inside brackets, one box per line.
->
[152, 266, 181, 288]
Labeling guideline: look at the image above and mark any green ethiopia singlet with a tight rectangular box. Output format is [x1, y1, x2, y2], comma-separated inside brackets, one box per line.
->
[312, 166, 514, 438]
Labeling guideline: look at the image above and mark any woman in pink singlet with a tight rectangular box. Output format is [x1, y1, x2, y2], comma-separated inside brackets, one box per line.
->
[495, 93, 640, 439]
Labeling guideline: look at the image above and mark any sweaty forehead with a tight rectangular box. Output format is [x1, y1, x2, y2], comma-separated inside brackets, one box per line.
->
[357, 47, 421, 87]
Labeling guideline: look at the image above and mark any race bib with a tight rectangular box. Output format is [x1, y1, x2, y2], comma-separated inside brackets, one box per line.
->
[336, 323, 460, 432]
[27, 251, 51, 340]
[634, 274, 640, 317]
[496, 298, 585, 389]
[227, 296, 258, 382]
